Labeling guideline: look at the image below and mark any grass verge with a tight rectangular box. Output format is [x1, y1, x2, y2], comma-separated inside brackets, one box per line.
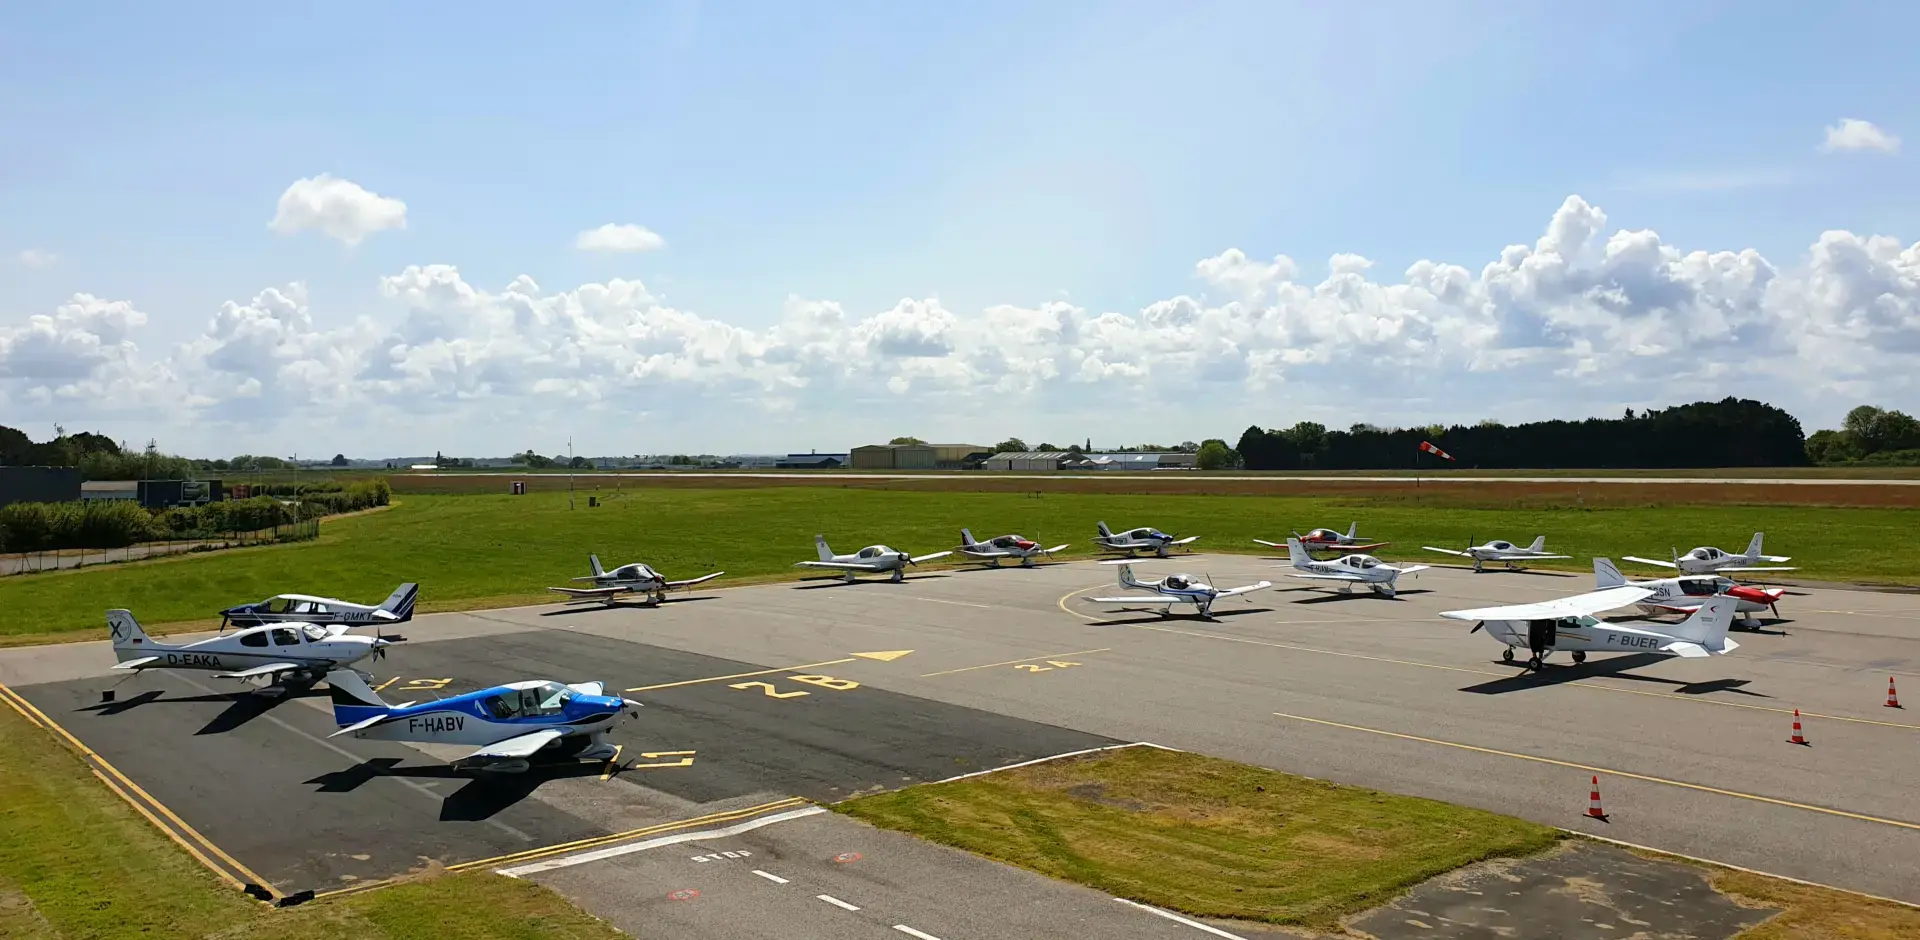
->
[834, 745, 1560, 929]
[1716, 869, 1920, 939]
[0, 702, 622, 940]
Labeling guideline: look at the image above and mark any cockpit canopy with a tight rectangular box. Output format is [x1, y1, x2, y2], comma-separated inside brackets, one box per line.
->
[611, 564, 658, 581]
[1346, 555, 1382, 569]
[1684, 547, 1724, 561]
[1305, 528, 1338, 540]
[857, 545, 893, 558]
[260, 597, 332, 615]
[1165, 575, 1191, 589]
[1675, 577, 1733, 597]
[482, 681, 576, 720]
[1487, 541, 1514, 551]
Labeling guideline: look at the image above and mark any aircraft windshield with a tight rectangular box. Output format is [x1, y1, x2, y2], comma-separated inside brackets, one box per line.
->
[1677, 579, 1718, 597]
[1355, 557, 1379, 569]
[486, 682, 574, 720]
[299, 624, 331, 642]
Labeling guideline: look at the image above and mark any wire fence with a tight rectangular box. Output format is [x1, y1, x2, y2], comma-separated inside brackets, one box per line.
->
[0, 518, 320, 576]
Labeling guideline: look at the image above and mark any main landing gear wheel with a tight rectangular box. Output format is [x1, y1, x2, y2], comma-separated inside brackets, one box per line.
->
[1502, 649, 1515, 663]
[1527, 654, 1543, 671]
[1572, 651, 1587, 664]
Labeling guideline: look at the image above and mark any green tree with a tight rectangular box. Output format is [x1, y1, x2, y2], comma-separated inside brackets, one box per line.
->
[331, 454, 349, 467]
[1196, 439, 1240, 470]
[992, 438, 1027, 453]
[888, 436, 927, 445]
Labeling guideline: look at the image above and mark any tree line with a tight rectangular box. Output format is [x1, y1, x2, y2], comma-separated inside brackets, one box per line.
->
[0, 480, 390, 553]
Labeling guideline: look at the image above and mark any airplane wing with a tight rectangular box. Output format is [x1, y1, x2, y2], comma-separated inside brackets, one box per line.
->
[796, 561, 884, 571]
[1422, 546, 1471, 557]
[665, 572, 725, 589]
[1392, 564, 1432, 575]
[548, 585, 626, 599]
[1253, 539, 1284, 548]
[1042, 544, 1070, 554]
[215, 662, 304, 679]
[1089, 595, 1182, 605]
[1288, 572, 1368, 583]
[910, 550, 954, 563]
[1504, 553, 1570, 560]
[1621, 555, 1679, 569]
[111, 656, 162, 670]
[1215, 581, 1274, 597]
[1341, 541, 1391, 552]
[1168, 536, 1200, 546]
[467, 728, 565, 761]
[961, 548, 1010, 559]
[1717, 565, 1797, 573]
[1440, 585, 1655, 622]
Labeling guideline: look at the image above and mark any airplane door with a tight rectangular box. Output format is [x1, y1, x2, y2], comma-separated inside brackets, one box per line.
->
[1526, 619, 1557, 651]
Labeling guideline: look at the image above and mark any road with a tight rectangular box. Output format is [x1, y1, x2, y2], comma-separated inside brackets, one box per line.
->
[396, 470, 1920, 485]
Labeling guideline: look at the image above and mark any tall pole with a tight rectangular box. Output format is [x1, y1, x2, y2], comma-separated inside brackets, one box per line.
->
[568, 436, 575, 510]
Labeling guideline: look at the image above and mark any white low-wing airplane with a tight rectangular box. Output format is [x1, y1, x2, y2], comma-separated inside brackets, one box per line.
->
[1593, 557, 1784, 628]
[219, 583, 417, 631]
[1255, 523, 1389, 554]
[547, 555, 724, 605]
[956, 529, 1069, 568]
[326, 669, 641, 774]
[1094, 521, 1199, 557]
[1622, 532, 1795, 575]
[1281, 538, 1427, 597]
[795, 535, 952, 583]
[1088, 562, 1271, 618]
[1442, 588, 1738, 671]
[107, 609, 391, 693]
[1421, 536, 1569, 572]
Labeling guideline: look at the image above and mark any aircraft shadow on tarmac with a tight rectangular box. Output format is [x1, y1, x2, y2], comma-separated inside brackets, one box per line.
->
[1282, 588, 1434, 604]
[1428, 564, 1577, 578]
[304, 756, 614, 821]
[79, 686, 326, 735]
[791, 573, 954, 590]
[1460, 653, 1770, 698]
[539, 596, 719, 617]
[1086, 607, 1273, 626]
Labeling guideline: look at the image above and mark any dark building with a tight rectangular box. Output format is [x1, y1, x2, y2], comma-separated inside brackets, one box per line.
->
[0, 466, 83, 508]
[137, 479, 223, 508]
[776, 453, 847, 469]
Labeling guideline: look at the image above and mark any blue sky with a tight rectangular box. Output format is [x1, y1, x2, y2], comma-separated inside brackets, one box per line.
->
[2, 2, 1916, 457]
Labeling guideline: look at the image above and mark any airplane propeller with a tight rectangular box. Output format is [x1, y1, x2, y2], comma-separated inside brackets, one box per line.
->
[1469, 621, 1485, 634]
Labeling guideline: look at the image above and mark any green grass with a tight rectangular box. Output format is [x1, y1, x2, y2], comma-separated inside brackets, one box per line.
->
[4, 488, 1919, 638]
[0, 702, 624, 940]
[836, 745, 1561, 928]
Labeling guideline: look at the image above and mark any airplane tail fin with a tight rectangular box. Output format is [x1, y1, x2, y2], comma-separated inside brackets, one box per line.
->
[815, 534, 834, 562]
[1594, 558, 1627, 589]
[107, 610, 159, 657]
[1286, 538, 1311, 568]
[1097, 521, 1114, 538]
[1745, 532, 1764, 559]
[960, 528, 976, 547]
[1669, 596, 1736, 651]
[1525, 535, 1546, 553]
[589, 554, 606, 577]
[326, 669, 393, 728]
[379, 583, 419, 621]
[1116, 564, 1143, 588]
[1346, 522, 1358, 539]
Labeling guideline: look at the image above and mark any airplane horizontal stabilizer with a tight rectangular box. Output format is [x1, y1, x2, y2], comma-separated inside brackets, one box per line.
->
[1661, 641, 1710, 658]
[328, 713, 390, 737]
[215, 662, 303, 680]
[110, 656, 161, 670]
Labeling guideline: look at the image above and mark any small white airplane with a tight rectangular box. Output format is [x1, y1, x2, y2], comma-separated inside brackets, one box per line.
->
[795, 535, 952, 583]
[956, 529, 1069, 568]
[108, 609, 391, 693]
[1281, 538, 1427, 597]
[1256, 523, 1388, 554]
[547, 555, 724, 605]
[326, 670, 641, 774]
[1421, 536, 1569, 572]
[1622, 532, 1795, 576]
[1593, 557, 1784, 628]
[1094, 521, 1199, 557]
[1088, 562, 1271, 618]
[1442, 589, 1738, 671]
[218, 583, 417, 631]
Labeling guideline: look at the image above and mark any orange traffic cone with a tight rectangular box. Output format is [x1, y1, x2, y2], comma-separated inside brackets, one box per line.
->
[1788, 709, 1809, 745]
[1584, 775, 1608, 821]
[1889, 677, 1903, 709]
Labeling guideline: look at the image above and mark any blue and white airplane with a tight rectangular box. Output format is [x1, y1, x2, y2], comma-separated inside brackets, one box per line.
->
[326, 670, 641, 774]
[1088, 562, 1271, 618]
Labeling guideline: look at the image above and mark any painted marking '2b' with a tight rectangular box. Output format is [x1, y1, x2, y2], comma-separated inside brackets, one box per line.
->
[729, 674, 861, 699]
[1014, 661, 1082, 673]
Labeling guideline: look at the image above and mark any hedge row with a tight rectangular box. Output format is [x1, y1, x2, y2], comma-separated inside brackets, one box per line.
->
[0, 479, 390, 553]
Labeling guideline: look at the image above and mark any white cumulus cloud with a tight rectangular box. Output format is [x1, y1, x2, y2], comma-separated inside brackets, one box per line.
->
[17, 249, 58, 268]
[269, 174, 408, 246]
[1821, 118, 1901, 154]
[575, 223, 666, 253]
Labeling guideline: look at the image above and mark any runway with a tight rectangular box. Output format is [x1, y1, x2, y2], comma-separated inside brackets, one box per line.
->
[2, 556, 1916, 934]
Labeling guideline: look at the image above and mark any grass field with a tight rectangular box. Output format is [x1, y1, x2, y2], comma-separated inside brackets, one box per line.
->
[3, 486, 1918, 638]
[836, 746, 1919, 937]
[0, 700, 622, 940]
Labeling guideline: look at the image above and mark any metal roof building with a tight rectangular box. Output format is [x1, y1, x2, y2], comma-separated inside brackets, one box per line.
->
[982, 451, 1073, 472]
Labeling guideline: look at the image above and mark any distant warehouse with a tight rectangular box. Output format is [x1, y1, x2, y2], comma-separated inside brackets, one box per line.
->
[849, 443, 989, 470]
[983, 451, 1074, 472]
[0, 466, 82, 509]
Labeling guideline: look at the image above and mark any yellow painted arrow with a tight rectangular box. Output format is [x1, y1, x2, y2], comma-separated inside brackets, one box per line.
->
[852, 650, 914, 662]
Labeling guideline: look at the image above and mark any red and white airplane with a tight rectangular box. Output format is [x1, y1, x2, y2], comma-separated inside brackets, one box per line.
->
[1594, 557, 1783, 628]
[1255, 522, 1387, 554]
[957, 529, 1069, 568]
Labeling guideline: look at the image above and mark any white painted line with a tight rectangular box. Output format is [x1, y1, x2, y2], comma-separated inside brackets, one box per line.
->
[892, 926, 945, 940]
[498, 807, 826, 876]
[817, 894, 861, 911]
[927, 741, 1184, 786]
[903, 596, 994, 609]
[1114, 897, 1251, 939]
[751, 869, 790, 885]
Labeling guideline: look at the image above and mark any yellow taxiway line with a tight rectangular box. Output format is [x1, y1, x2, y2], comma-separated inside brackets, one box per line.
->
[1271, 710, 1920, 832]
[625, 658, 856, 693]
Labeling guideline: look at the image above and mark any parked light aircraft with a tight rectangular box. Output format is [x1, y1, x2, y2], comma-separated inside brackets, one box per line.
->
[1594, 557, 1783, 628]
[1442, 589, 1738, 670]
[1094, 522, 1199, 557]
[1088, 562, 1271, 618]
[219, 583, 418, 631]
[795, 535, 952, 582]
[1421, 537, 1569, 572]
[1622, 532, 1795, 575]
[326, 670, 639, 774]
[547, 555, 724, 605]
[1256, 523, 1387, 554]
[957, 529, 1068, 567]
[108, 609, 391, 692]
[1281, 538, 1427, 597]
